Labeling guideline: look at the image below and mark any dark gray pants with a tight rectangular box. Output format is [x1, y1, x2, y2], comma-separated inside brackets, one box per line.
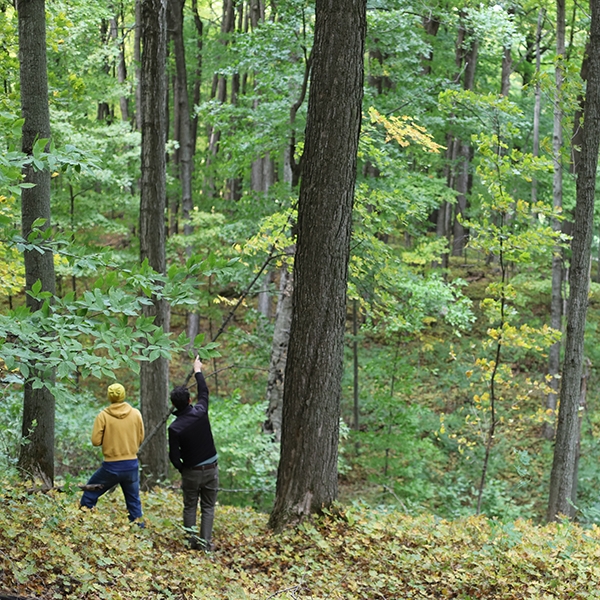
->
[181, 465, 219, 547]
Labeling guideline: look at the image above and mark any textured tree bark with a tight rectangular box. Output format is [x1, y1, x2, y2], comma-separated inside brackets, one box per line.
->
[16, 0, 56, 488]
[263, 265, 294, 441]
[572, 45, 589, 176]
[17, 0, 57, 488]
[268, 0, 366, 531]
[547, 0, 600, 521]
[139, 0, 170, 486]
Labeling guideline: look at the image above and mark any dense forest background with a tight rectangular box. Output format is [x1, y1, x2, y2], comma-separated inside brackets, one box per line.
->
[2, 0, 600, 529]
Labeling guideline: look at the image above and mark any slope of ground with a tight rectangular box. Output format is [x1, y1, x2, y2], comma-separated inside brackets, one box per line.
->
[2, 483, 600, 599]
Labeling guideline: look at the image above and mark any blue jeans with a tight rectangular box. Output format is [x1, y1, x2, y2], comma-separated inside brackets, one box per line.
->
[80, 464, 143, 521]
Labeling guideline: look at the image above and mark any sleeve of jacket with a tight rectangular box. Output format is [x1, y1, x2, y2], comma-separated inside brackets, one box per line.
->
[91, 412, 105, 447]
[168, 427, 183, 472]
[137, 409, 145, 446]
[194, 371, 209, 413]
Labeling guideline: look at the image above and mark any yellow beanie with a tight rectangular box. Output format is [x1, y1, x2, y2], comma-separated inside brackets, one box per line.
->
[107, 383, 126, 403]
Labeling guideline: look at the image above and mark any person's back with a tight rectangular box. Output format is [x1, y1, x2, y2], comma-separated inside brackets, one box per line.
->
[80, 383, 145, 524]
[94, 399, 144, 461]
[168, 358, 218, 551]
[168, 397, 215, 470]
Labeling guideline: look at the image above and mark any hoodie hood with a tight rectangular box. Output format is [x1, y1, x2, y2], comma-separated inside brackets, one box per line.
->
[104, 402, 133, 419]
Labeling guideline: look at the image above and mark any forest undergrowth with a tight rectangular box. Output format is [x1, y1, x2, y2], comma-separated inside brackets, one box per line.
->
[2, 483, 600, 599]
[3, 261, 600, 597]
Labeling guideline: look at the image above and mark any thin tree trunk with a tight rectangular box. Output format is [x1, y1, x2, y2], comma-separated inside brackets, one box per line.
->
[191, 0, 203, 154]
[547, 0, 600, 521]
[571, 358, 590, 506]
[97, 19, 112, 121]
[452, 140, 470, 256]
[110, 14, 129, 121]
[204, 0, 234, 198]
[531, 8, 545, 205]
[134, 0, 142, 131]
[353, 298, 359, 431]
[420, 15, 440, 75]
[263, 264, 294, 441]
[572, 46, 589, 175]
[451, 23, 478, 257]
[268, 0, 366, 531]
[500, 10, 514, 97]
[476, 216, 506, 513]
[168, 0, 199, 343]
[544, 0, 566, 440]
[16, 0, 56, 488]
[253, 149, 276, 317]
[257, 271, 273, 318]
[139, 0, 170, 487]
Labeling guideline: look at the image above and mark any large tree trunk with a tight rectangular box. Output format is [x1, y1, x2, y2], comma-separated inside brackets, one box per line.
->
[268, 0, 366, 531]
[544, 0, 566, 440]
[16, 0, 57, 489]
[547, 0, 600, 521]
[139, 0, 170, 487]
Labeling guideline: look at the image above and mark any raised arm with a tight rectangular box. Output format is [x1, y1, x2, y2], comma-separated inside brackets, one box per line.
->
[194, 358, 209, 410]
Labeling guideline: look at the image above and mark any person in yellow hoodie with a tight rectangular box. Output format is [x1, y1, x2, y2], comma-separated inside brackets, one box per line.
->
[80, 383, 145, 523]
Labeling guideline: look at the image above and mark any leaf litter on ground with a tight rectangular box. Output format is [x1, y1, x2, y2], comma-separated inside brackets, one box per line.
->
[2, 483, 600, 599]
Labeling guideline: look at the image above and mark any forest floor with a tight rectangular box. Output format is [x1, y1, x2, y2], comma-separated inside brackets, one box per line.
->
[2, 483, 600, 599]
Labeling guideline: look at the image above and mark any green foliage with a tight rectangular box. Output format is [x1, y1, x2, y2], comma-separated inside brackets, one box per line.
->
[0, 249, 235, 389]
[0, 384, 102, 479]
[208, 393, 278, 510]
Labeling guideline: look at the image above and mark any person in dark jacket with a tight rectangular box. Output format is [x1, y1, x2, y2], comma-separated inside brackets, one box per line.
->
[168, 357, 218, 551]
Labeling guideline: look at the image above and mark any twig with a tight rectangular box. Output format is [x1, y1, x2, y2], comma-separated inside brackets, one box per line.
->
[218, 486, 275, 494]
[382, 484, 407, 510]
[265, 583, 305, 599]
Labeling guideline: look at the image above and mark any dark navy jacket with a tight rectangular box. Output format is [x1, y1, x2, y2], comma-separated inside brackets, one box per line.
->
[168, 372, 217, 471]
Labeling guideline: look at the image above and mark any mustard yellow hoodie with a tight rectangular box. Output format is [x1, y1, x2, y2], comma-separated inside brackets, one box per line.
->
[92, 401, 145, 462]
